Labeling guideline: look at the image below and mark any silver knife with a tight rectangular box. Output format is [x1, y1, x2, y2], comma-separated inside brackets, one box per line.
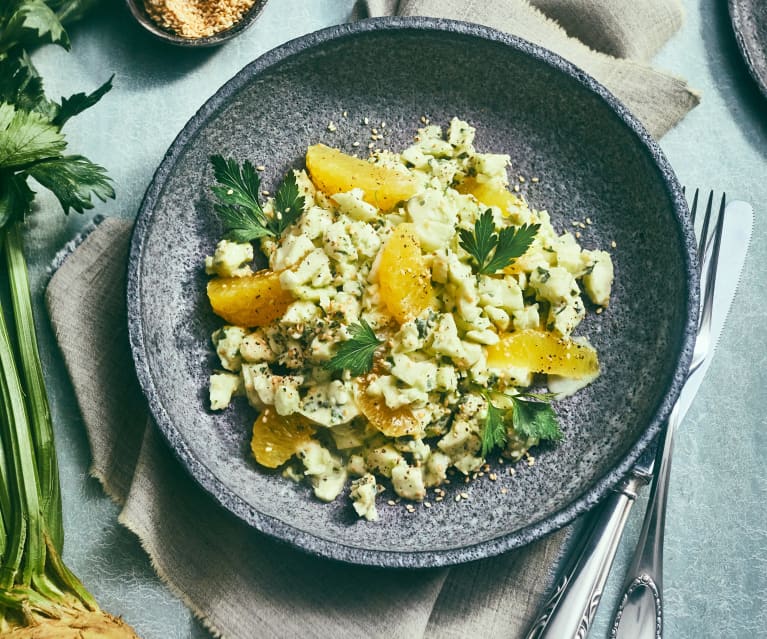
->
[525, 199, 754, 639]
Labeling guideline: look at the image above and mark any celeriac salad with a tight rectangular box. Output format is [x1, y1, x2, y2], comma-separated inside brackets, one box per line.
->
[204, 118, 614, 521]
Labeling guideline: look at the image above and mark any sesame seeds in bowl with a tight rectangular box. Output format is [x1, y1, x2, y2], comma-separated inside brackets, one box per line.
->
[125, 0, 269, 46]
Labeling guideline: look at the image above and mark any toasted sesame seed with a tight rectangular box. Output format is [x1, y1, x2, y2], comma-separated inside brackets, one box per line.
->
[586, 217, 592, 224]
[611, 240, 617, 248]
[575, 231, 582, 239]
[489, 473, 497, 481]
[424, 502, 432, 508]
[455, 495, 462, 502]
[508, 467, 516, 476]
[144, 0, 256, 38]
[596, 307, 604, 314]
[579, 222, 587, 229]
[256, 165, 266, 171]
[363, 117, 369, 125]
[352, 141, 360, 147]
[518, 175, 525, 183]
[342, 110, 348, 118]
[367, 142, 374, 149]
[261, 190, 270, 196]
[460, 492, 469, 500]
[435, 496, 444, 502]
[531, 176, 540, 183]
[500, 487, 508, 494]
[513, 185, 520, 192]
[327, 122, 337, 132]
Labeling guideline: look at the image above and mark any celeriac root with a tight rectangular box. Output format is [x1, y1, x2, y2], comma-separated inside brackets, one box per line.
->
[4, 609, 141, 638]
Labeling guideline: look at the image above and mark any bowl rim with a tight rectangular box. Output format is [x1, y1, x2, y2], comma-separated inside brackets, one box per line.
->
[124, 0, 270, 47]
[127, 16, 699, 568]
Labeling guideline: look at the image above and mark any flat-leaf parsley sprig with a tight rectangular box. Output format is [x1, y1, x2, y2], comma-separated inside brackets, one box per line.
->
[459, 209, 539, 275]
[210, 154, 305, 242]
[324, 320, 383, 377]
[480, 391, 563, 457]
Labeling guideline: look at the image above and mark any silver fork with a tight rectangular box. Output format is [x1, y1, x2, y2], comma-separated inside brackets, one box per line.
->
[525, 190, 725, 639]
[609, 190, 726, 639]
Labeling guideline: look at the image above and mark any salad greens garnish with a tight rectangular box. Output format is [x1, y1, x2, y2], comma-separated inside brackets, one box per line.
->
[459, 208, 539, 275]
[480, 399, 507, 457]
[210, 154, 305, 242]
[324, 320, 382, 377]
[481, 392, 563, 457]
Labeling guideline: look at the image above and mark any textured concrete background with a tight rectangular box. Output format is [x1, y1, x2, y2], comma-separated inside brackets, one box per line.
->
[23, 0, 766, 637]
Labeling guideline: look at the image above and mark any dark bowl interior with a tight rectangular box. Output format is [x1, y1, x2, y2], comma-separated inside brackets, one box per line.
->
[128, 18, 697, 567]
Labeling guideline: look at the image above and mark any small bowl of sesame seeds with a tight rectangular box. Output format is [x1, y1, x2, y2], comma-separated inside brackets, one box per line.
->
[125, 0, 269, 46]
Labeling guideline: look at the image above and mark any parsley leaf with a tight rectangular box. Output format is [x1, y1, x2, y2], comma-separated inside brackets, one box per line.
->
[484, 223, 540, 274]
[481, 400, 507, 458]
[27, 155, 114, 214]
[210, 156, 304, 242]
[459, 209, 539, 275]
[272, 170, 305, 236]
[0, 53, 51, 117]
[458, 208, 496, 270]
[0, 102, 66, 169]
[511, 396, 563, 442]
[52, 74, 113, 128]
[324, 320, 382, 376]
[480, 392, 563, 458]
[0, 0, 70, 52]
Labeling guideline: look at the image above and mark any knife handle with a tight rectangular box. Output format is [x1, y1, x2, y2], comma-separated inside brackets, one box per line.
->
[610, 407, 678, 639]
[525, 474, 647, 639]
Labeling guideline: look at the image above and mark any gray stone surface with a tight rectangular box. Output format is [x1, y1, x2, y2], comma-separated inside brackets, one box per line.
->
[23, 0, 766, 636]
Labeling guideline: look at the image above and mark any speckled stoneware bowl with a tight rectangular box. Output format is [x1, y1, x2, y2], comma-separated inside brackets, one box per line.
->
[127, 18, 698, 568]
[729, 0, 767, 100]
[125, 0, 269, 47]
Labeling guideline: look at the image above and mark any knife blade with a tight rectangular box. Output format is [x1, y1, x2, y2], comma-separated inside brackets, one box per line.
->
[628, 198, 753, 477]
[609, 198, 754, 639]
[525, 198, 753, 639]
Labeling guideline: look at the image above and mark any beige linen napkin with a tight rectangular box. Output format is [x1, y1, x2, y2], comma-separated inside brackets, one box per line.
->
[360, 0, 699, 138]
[46, 3, 698, 637]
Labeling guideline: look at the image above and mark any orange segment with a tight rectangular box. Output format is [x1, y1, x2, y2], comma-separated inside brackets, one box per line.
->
[378, 223, 434, 324]
[306, 143, 419, 212]
[486, 329, 600, 378]
[457, 177, 524, 215]
[251, 408, 316, 468]
[207, 270, 293, 327]
[356, 376, 421, 437]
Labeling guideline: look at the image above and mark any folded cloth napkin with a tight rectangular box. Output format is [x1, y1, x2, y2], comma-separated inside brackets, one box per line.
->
[359, 0, 699, 138]
[46, 3, 698, 638]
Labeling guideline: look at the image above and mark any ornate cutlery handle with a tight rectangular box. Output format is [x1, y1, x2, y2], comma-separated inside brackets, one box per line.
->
[525, 473, 649, 639]
[610, 408, 678, 639]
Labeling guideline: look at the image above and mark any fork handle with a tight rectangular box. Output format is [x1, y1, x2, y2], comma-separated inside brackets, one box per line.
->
[610, 406, 679, 639]
[525, 474, 646, 639]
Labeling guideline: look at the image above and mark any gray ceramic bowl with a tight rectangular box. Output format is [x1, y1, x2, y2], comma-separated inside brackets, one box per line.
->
[125, 0, 269, 47]
[127, 18, 698, 568]
[729, 0, 767, 100]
